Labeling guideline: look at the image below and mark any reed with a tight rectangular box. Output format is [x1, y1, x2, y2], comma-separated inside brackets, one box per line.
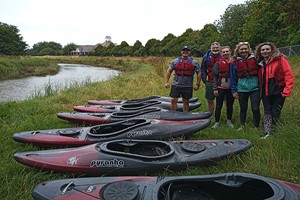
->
[0, 56, 299, 199]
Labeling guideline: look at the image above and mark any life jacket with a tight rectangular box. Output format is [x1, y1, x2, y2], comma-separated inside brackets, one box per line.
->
[175, 57, 195, 76]
[207, 54, 220, 82]
[236, 56, 258, 78]
[217, 57, 231, 83]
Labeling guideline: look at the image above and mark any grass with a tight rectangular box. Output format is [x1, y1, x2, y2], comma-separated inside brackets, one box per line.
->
[0, 56, 300, 199]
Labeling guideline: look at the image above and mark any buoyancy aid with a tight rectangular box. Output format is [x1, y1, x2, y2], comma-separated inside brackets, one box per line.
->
[236, 57, 259, 78]
[175, 57, 195, 76]
[207, 54, 221, 82]
[218, 57, 231, 82]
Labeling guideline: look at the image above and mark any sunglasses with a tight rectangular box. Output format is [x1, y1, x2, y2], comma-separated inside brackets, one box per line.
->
[238, 42, 249, 45]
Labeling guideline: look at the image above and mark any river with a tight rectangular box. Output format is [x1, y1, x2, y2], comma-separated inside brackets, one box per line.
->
[0, 64, 120, 102]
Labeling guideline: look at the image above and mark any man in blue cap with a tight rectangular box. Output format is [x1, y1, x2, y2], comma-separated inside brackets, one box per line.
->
[165, 45, 201, 112]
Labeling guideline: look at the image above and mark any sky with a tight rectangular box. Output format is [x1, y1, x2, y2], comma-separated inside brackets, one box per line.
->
[0, 0, 246, 48]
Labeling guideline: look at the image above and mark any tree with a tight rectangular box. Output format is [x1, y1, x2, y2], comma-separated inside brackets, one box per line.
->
[0, 22, 28, 55]
[30, 41, 62, 56]
[62, 43, 77, 55]
[194, 24, 221, 54]
[215, 3, 249, 48]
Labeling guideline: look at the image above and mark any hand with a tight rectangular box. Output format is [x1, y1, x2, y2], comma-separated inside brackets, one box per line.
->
[164, 83, 170, 88]
[213, 90, 219, 97]
[194, 84, 200, 91]
[233, 92, 239, 99]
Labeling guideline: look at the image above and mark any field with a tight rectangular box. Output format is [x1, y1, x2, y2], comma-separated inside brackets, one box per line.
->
[0, 56, 299, 199]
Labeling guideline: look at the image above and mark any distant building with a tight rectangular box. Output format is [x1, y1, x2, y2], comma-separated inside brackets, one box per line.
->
[70, 45, 97, 56]
[70, 36, 115, 56]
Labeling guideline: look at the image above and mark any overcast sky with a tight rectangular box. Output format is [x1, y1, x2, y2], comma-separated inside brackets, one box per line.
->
[1, 0, 246, 48]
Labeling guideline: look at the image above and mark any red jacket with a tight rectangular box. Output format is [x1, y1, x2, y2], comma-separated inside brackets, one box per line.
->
[258, 56, 294, 97]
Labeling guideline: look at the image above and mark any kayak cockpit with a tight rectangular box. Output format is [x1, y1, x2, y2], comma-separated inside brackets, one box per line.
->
[97, 140, 175, 159]
[156, 175, 286, 200]
[88, 119, 151, 137]
[111, 107, 161, 118]
[120, 100, 161, 111]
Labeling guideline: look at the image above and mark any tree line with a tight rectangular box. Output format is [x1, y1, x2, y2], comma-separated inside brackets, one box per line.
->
[1, 0, 299, 56]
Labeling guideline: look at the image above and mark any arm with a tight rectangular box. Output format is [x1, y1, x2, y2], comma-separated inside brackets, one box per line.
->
[193, 59, 201, 90]
[230, 62, 239, 98]
[212, 62, 219, 90]
[200, 56, 208, 83]
[281, 56, 294, 97]
[165, 67, 173, 88]
[212, 62, 219, 96]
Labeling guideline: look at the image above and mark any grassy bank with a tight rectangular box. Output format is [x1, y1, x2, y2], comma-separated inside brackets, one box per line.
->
[0, 56, 299, 199]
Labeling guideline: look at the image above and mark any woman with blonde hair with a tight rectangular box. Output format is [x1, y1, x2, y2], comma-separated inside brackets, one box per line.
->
[255, 42, 294, 138]
[230, 42, 261, 131]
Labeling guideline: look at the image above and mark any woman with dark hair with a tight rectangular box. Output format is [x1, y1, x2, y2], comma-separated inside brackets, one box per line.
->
[230, 42, 261, 131]
[255, 42, 294, 138]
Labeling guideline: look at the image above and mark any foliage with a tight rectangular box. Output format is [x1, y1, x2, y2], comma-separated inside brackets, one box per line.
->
[0, 22, 28, 55]
[215, 3, 249, 48]
[30, 41, 63, 56]
[0, 56, 59, 80]
[62, 43, 77, 55]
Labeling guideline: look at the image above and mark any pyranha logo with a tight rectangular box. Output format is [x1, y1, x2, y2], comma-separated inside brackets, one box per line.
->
[67, 156, 79, 165]
[141, 114, 160, 119]
[90, 159, 125, 168]
[127, 129, 153, 138]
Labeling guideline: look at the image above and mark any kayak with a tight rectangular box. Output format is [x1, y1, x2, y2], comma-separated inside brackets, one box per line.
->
[57, 107, 211, 125]
[31, 172, 300, 200]
[88, 95, 199, 105]
[73, 100, 201, 113]
[14, 139, 252, 175]
[12, 118, 211, 147]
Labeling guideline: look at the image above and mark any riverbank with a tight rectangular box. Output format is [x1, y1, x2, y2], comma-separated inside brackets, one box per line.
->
[0, 56, 300, 199]
[0, 56, 167, 81]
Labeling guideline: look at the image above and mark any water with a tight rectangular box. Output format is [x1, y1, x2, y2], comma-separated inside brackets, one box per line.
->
[0, 64, 120, 102]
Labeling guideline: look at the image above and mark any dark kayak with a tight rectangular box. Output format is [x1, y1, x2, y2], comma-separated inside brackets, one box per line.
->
[57, 107, 211, 125]
[14, 139, 251, 175]
[12, 118, 211, 147]
[88, 95, 199, 105]
[74, 100, 201, 113]
[31, 172, 300, 200]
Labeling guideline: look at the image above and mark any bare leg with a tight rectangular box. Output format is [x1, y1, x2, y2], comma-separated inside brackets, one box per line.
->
[171, 98, 178, 111]
[208, 100, 215, 116]
[182, 98, 189, 112]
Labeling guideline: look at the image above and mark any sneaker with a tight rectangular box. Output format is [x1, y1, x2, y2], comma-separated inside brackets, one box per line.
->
[260, 133, 271, 139]
[227, 120, 234, 128]
[237, 126, 244, 131]
[212, 122, 220, 129]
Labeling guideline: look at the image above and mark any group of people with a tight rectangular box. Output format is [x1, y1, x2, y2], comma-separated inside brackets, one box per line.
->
[164, 42, 294, 138]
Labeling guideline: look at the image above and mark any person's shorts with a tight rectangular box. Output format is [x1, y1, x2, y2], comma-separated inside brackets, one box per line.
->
[205, 82, 215, 100]
[170, 85, 193, 100]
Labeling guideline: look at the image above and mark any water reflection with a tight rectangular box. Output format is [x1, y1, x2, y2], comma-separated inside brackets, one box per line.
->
[0, 64, 119, 102]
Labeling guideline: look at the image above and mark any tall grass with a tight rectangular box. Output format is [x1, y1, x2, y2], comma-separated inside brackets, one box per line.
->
[0, 56, 59, 80]
[0, 56, 299, 199]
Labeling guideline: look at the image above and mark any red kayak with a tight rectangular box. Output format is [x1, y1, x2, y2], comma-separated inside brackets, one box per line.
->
[74, 100, 201, 113]
[14, 139, 252, 175]
[57, 107, 211, 125]
[88, 95, 199, 105]
[12, 118, 211, 147]
[32, 173, 300, 200]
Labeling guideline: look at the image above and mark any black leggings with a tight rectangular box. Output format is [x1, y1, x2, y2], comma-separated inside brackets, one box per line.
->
[262, 94, 285, 124]
[215, 89, 235, 122]
[238, 90, 261, 127]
